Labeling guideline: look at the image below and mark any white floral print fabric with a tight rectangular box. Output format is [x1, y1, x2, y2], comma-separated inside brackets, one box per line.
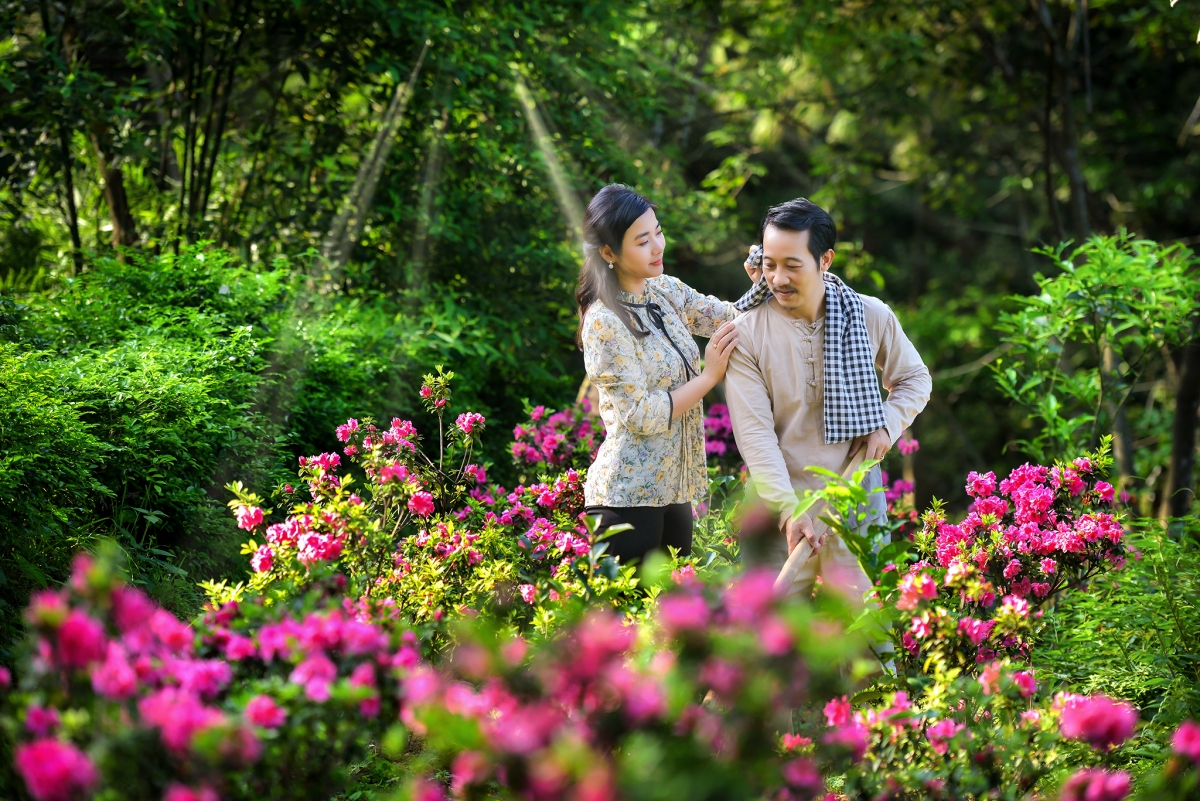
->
[582, 274, 737, 507]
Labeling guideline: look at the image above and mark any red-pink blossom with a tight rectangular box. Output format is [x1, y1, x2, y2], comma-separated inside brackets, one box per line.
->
[245, 694, 288, 729]
[235, 505, 264, 530]
[966, 471, 996, 498]
[897, 436, 919, 455]
[250, 545, 273, 573]
[139, 688, 226, 753]
[782, 733, 813, 751]
[335, 418, 359, 442]
[897, 572, 938, 610]
[1172, 719, 1200, 763]
[57, 610, 106, 669]
[781, 757, 823, 794]
[24, 705, 61, 737]
[726, 568, 779, 623]
[455, 412, 485, 435]
[958, 617, 996, 646]
[823, 722, 868, 761]
[656, 594, 710, 635]
[926, 718, 964, 755]
[408, 492, 435, 517]
[518, 584, 536, 604]
[163, 783, 220, 801]
[1059, 694, 1138, 750]
[758, 615, 793, 656]
[290, 652, 337, 702]
[112, 586, 156, 633]
[1094, 481, 1115, 502]
[92, 642, 138, 699]
[419, 385, 433, 398]
[0, 665, 10, 689]
[1059, 768, 1131, 801]
[1012, 670, 1038, 698]
[824, 696, 852, 727]
[14, 738, 99, 801]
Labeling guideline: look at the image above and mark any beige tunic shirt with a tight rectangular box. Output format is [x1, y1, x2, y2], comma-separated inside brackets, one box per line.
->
[582, 274, 738, 507]
[725, 293, 932, 527]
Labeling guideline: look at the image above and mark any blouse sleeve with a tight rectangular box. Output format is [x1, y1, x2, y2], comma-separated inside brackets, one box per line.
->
[655, 275, 737, 338]
[582, 307, 673, 436]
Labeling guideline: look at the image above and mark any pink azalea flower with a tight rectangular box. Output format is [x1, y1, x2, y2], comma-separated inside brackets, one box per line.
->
[1059, 694, 1138, 750]
[14, 738, 99, 801]
[824, 696, 852, 727]
[335, 418, 359, 442]
[290, 653, 338, 702]
[24, 705, 61, 737]
[657, 594, 710, 635]
[780, 757, 823, 794]
[926, 718, 965, 755]
[57, 609, 106, 669]
[518, 584, 536, 604]
[111, 586, 157, 634]
[455, 412, 486, 435]
[92, 642, 138, 699]
[245, 694, 288, 729]
[966, 470, 997, 498]
[1012, 670, 1037, 698]
[408, 491, 435, 517]
[419, 385, 433, 398]
[250, 545, 273, 573]
[235, 505, 264, 531]
[896, 572, 938, 610]
[1040, 557, 1057, 575]
[1059, 768, 1131, 801]
[1094, 481, 1115, 502]
[781, 733, 813, 751]
[897, 436, 920, 455]
[164, 784, 220, 801]
[0, 665, 10, 689]
[823, 721, 868, 761]
[1173, 720, 1200, 763]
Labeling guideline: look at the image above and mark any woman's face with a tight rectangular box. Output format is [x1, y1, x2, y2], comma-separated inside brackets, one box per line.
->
[604, 207, 665, 286]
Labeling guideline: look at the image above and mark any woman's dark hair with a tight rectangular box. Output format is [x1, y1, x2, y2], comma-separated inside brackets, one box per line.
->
[575, 183, 656, 345]
[759, 197, 837, 262]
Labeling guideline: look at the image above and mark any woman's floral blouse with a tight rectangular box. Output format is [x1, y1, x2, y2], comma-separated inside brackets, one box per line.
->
[582, 274, 739, 507]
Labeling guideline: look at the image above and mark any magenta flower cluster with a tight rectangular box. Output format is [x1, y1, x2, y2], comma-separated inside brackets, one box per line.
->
[510, 400, 602, 469]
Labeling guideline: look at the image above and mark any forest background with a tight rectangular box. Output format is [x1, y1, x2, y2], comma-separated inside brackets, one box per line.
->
[2, 0, 1200, 658]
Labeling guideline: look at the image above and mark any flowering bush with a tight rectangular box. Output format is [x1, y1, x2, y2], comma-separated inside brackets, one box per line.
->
[2, 549, 416, 801]
[216, 371, 653, 640]
[393, 566, 863, 801]
[509, 399, 603, 472]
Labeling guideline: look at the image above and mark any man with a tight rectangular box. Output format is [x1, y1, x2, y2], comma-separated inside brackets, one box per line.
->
[726, 198, 931, 601]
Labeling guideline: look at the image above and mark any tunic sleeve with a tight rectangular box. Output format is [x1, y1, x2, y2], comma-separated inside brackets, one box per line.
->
[583, 307, 673, 436]
[655, 275, 738, 338]
[867, 301, 932, 443]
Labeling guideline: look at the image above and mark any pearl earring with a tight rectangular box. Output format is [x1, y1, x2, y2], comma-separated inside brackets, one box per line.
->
[607, 261, 614, 270]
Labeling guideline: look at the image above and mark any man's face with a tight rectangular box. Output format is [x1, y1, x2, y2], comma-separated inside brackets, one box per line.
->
[761, 225, 831, 312]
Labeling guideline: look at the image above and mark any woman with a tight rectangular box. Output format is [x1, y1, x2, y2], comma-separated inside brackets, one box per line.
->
[577, 184, 767, 564]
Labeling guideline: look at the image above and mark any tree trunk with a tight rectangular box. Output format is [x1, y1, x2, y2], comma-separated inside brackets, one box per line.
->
[1161, 330, 1200, 521]
[92, 138, 138, 248]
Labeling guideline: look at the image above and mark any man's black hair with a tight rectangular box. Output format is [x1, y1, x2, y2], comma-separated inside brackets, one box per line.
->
[759, 198, 837, 262]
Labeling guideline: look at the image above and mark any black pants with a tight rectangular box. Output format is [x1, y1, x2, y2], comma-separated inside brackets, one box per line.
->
[584, 503, 693, 565]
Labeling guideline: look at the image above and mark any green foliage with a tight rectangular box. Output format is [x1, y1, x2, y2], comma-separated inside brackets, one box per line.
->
[994, 234, 1200, 463]
[1036, 518, 1200, 781]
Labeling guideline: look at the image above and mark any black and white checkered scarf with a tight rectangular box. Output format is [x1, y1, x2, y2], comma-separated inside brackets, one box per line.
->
[745, 245, 886, 443]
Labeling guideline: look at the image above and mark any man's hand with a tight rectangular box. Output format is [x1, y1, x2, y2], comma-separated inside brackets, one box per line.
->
[744, 245, 763, 284]
[785, 513, 824, 556]
[849, 427, 892, 462]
